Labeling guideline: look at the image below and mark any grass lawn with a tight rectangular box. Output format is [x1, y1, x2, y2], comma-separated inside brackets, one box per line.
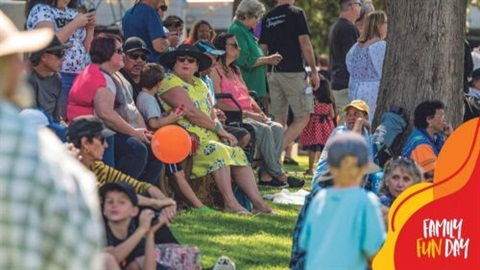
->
[170, 155, 313, 270]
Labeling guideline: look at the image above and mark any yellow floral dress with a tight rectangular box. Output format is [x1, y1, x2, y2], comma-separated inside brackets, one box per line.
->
[158, 73, 248, 178]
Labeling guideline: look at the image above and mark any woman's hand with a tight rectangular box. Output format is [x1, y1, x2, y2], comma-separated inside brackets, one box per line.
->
[86, 12, 96, 30]
[72, 13, 90, 29]
[217, 128, 238, 147]
[133, 128, 151, 143]
[247, 112, 268, 123]
[267, 53, 283, 65]
[161, 204, 176, 223]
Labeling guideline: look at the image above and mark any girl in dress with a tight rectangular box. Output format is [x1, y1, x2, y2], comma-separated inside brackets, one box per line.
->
[299, 77, 335, 175]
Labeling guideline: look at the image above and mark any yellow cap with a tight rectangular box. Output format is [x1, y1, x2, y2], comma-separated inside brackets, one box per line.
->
[343, 99, 370, 115]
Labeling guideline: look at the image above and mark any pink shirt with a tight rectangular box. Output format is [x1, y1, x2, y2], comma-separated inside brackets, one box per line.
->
[215, 67, 253, 113]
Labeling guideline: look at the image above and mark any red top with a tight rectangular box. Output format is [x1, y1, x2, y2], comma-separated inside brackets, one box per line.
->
[67, 64, 106, 122]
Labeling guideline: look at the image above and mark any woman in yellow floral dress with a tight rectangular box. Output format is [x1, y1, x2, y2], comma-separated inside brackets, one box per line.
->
[158, 44, 271, 214]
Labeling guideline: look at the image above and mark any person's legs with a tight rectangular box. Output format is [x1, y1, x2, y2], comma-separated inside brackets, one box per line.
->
[211, 166, 249, 213]
[59, 72, 77, 121]
[139, 146, 164, 185]
[282, 72, 312, 149]
[102, 135, 115, 167]
[245, 119, 285, 179]
[169, 167, 204, 208]
[307, 150, 315, 174]
[332, 88, 349, 125]
[114, 133, 148, 180]
[268, 72, 288, 127]
[230, 166, 272, 213]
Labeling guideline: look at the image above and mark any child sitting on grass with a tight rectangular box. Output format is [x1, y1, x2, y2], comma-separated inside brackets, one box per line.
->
[101, 182, 168, 269]
[137, 63, 210, 211]
[299, 131, 386, 269]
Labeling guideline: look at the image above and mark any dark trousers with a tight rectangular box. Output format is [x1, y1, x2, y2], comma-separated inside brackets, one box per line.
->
[114, 133, 163, 185]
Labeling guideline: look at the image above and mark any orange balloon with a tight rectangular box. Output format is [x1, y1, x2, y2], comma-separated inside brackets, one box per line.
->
[151, 125, 192, 164]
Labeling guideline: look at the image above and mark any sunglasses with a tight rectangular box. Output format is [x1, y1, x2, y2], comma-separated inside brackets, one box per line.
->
[115, 47, 124, 54]
[128, 53, 147, 61]
[47, 50, 66, 58]
[226, 42, 238, 49]
[177, 55, 197, 64]
[157, 4, 168, 12]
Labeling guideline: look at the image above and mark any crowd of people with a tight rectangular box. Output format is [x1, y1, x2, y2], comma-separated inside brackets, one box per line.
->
[1, 0, 478, 268]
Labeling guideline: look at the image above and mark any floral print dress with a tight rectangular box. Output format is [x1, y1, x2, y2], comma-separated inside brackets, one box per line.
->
[346, 41, 386, 123]
[158, 74, 248, 178]
[27, 4, 89, 74]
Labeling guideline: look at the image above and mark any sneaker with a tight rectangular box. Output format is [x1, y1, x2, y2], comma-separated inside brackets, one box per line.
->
[258, 177, 289, 188]
[213, 256, 236, 270]
[283, 158, 299, 166]
[287, 176, 305, 188]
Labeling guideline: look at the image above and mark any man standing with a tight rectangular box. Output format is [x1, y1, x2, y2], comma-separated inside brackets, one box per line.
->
[259, 0, 319, 152]
[28, 35, 71, 122]
[329, 0, 362, 124]
[122, 0, 169, 62]
[119, 37, 151, 101]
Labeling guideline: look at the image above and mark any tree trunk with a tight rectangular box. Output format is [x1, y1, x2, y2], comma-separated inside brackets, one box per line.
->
[374, 0, 466, 154]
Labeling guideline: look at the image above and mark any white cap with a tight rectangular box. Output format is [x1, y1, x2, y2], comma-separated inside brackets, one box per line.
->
[19, 109, 49, 130]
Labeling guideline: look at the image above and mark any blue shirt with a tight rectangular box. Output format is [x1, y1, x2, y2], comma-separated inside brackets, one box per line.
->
[312, 125, 373, 187]
[299, 187, 386, 270]
[122, 3, 166, 62]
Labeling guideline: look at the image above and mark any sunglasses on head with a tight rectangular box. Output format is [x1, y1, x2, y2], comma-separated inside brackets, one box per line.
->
[157, 4, 168, 12]
[47, 50, 66, 58]
[128, 53, 147, 61]
[177, 55, 197, 64]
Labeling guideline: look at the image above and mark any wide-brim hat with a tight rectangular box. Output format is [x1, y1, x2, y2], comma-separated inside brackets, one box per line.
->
[30, 35, 72, 62]
[159, 44, 212, 72]
[0, 11, 54, 57]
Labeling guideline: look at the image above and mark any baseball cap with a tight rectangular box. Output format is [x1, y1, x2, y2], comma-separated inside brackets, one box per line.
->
[343, 99, 370, 115]
[66, 115, 115, 141]
[99, 182, 138, 206]
[327, 132, 369, 168]
[123, 37, 151, 54]
[29, 35, 72, 62]
[194, 40, 226, 56]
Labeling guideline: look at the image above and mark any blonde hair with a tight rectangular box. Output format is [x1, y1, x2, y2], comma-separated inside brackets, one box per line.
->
[358, 10, 387, 43]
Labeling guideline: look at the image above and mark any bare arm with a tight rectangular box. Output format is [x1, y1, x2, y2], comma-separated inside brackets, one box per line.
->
[298, 34, 319, 89]
[35, 14, 88, 43]
[94, 87, 149, 142]
[259, 44, 268, 55]
[106, 228, 147, 263]
[152, 37, 169, 54]
[83, 12, 96, 52]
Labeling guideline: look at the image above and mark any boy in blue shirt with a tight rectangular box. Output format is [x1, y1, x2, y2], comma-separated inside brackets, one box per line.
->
[299, 132, 386, 269]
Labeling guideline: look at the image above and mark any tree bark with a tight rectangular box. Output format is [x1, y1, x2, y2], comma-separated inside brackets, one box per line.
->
[374, 0, 466, 154]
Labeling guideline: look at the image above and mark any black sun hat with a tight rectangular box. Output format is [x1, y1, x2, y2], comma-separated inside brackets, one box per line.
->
[159, 44, 212, 72]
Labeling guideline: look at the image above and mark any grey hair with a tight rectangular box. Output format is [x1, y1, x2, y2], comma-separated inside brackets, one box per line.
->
[235, 0, 266, 21]
[379, 157, 423, 195]
[326, 132, 369, 168]
[340, 0, 359, 12]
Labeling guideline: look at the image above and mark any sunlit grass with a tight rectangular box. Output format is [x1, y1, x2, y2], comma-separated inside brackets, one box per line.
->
[170, 155, 312, 269]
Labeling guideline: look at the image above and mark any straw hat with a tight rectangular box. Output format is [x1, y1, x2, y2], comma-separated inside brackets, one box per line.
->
[0, 11, 54, 57]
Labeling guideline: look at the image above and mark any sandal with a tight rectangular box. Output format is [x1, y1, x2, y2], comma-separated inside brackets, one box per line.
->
[223, 208, 251, 216]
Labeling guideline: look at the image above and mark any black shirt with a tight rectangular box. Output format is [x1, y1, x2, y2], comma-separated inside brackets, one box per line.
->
[328, 18, 359, 90]
[259, 4, 310, 72]
[105, 219, 145, 268]
[120, 69, 142, 102]
[27, 69, 63, 122]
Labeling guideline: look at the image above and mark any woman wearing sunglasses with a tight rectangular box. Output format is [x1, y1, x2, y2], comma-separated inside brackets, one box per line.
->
[378, 156, 423, 207]
[158, 44, 272, 215]
[211, 33, 304, 188]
